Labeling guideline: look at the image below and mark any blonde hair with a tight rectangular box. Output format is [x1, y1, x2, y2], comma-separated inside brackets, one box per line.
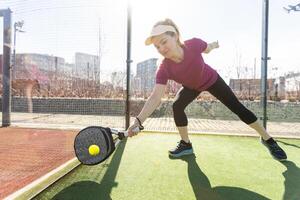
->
[153, 18, 184, 46]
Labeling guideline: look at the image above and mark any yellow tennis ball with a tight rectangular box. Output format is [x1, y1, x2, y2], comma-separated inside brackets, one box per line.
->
[88, 144, 100, 156]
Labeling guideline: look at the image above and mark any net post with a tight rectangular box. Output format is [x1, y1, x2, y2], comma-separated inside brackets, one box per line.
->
[125, 4, 132, 130]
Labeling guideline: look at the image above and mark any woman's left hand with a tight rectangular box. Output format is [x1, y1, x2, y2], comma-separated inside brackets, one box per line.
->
[213, 40, 219, 49]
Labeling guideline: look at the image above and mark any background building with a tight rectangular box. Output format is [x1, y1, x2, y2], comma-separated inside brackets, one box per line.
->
[0, 53, 65, 81]
[75, 52, 100, 82]
[284, 72, 300, 100]
[229, 78, 276, 100]
[135, 58, 158, 94]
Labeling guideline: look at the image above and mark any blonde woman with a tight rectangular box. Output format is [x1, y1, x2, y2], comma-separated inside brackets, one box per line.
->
[128, 19, 287, 161]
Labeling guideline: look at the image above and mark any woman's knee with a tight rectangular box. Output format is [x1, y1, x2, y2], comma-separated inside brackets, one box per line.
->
[229, 102, 258, 124]
[239, 110, 257, 124]
[172, 101, 185, 113]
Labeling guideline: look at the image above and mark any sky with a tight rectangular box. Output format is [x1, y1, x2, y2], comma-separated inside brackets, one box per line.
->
[0, 0, 300, 82]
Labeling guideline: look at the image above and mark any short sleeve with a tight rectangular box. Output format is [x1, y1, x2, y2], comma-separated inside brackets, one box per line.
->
[156, 62, 168, 85]
[192, 38, 208, 53]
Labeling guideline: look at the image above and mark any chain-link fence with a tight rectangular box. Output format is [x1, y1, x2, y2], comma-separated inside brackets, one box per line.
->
[1, 0, 300, 131]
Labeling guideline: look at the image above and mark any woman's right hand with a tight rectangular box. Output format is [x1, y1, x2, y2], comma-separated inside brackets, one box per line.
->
[127, 123, 140, 137]
[127, 117, 144, 137]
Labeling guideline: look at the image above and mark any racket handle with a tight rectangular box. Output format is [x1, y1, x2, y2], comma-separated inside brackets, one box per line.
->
[119, 126, 140, 140]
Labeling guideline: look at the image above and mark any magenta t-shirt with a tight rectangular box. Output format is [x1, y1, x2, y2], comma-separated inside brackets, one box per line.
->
[156, 38, 218, 91]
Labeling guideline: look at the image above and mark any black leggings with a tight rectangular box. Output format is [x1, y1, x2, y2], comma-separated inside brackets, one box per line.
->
[173, 75, 257, 126]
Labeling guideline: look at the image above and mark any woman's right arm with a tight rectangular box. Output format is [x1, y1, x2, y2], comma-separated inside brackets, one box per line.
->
[128, 83, 167, 136]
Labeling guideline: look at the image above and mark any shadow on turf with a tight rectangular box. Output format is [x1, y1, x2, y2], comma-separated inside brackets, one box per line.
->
[281, 161, 300, 199]
[277, 140, 300, 149]
[49, 141, 300, 200]
[52, 139, 128, 200]
[169, 154, 271, 200]
[276, 140, 300, 199]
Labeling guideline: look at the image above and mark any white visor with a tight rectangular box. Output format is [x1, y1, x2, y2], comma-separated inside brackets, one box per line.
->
[145, 25, 177, 45]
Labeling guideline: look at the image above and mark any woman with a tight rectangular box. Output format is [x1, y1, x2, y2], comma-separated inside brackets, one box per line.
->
[128, 18, 287, 161]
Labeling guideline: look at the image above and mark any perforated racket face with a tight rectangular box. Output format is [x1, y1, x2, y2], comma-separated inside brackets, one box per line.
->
[74, 126, 111, 165]
[102, 128, 115, 158]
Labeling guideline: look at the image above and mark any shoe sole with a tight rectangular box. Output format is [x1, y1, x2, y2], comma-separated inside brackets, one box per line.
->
[169, 149, 194, 158]
[261, 139, 287, 161]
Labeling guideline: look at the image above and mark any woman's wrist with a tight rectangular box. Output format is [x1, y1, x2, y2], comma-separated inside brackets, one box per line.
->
[134, 117, 144, 130]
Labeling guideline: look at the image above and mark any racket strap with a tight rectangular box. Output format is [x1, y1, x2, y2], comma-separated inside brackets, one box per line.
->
[136, 117, 144, 130]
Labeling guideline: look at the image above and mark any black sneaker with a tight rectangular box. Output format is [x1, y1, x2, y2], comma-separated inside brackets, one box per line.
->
[261, 137, 287, 161]
[169, 140, 194, 158]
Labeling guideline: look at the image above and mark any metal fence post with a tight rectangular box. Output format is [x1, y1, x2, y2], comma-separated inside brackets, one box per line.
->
[261, 0, 269, 129]
[1, 8, 12, 127]
[125, 4, 132, 129]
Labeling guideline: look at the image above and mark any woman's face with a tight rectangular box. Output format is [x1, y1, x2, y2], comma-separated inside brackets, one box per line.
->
[152, 33, 179, 59]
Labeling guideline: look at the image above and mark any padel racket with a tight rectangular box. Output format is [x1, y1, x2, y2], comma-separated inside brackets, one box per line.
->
[74, 126, 141, 165]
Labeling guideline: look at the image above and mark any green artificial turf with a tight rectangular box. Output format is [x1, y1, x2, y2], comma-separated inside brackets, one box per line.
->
[34, 133, 300, 200]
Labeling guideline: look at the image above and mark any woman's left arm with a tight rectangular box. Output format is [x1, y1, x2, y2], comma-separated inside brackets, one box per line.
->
[203, 41, 219, 54]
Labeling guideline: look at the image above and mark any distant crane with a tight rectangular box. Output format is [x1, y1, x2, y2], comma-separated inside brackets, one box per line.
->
[283, 3, 300, 13]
